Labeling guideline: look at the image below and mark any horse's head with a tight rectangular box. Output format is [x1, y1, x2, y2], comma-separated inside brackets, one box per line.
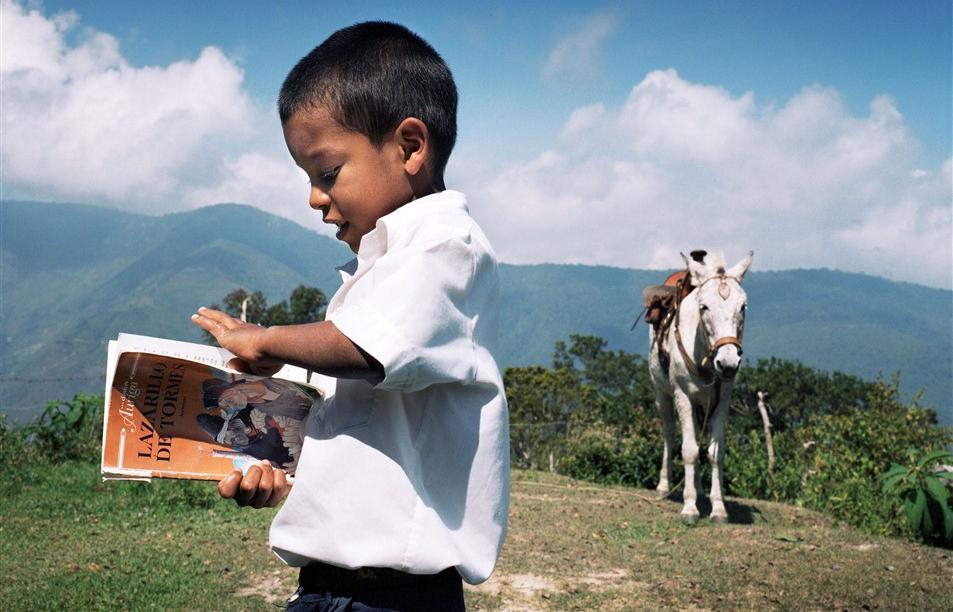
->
[682, 251, 753, 381]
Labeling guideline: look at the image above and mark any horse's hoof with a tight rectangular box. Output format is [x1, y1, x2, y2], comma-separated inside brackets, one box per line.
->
[680, 513, 699, 526]
[655, 489, 670, 500]
[710, 514, 728, 524]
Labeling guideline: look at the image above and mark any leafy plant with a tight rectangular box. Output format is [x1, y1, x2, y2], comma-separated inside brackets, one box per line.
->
[561, 424, 660, 487]
[26, 394, 103, 463]
[880, 448, 953, 546]
[795, 379, 950, 537]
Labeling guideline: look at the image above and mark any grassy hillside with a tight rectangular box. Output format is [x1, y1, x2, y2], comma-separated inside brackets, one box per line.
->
[1, 461, 950, 610]
[2, 200, 950, 424]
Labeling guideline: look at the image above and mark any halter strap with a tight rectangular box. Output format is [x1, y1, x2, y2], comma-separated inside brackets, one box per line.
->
[710, 336, 742, 351]
[698, 274, 742, 289]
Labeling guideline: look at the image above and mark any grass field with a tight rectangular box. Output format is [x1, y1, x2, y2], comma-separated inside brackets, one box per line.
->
[2, 462, 950, 610]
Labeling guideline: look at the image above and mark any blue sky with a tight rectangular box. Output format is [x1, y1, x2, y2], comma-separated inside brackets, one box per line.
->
[40, 0, 952, 164]
[4, 1, 952, 287]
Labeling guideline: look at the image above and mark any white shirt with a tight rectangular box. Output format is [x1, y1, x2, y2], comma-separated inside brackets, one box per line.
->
[269, 190, 510, 585]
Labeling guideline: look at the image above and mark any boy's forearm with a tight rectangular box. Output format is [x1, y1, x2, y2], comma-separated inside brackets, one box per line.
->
[258, 321, 384, 382]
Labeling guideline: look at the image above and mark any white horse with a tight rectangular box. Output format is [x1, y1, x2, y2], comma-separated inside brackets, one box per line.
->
[649, 251, 752, 524]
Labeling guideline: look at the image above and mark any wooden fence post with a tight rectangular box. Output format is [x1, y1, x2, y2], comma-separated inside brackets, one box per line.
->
[757, 391, 776, 498]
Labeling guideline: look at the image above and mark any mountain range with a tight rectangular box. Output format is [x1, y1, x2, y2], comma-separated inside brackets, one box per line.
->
[2, 200, 950, 425]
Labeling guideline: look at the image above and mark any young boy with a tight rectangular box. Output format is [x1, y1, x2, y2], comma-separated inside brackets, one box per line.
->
[191, 21, 509, 610]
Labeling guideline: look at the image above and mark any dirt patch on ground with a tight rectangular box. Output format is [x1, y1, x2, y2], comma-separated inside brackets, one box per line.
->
[580, 568, 630, 586]
[468, 568, 641, 609]
[235, 570, 293, 605]
[468, 572, 557, 594]
[466, 572, 562, 611]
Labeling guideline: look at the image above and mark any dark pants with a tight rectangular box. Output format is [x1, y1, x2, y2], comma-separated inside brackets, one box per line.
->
[287, 563, 466, 612]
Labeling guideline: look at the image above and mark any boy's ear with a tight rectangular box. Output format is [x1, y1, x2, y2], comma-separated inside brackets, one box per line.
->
[394, 117, 428, 176]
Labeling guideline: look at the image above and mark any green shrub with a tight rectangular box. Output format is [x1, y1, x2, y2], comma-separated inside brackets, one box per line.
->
[881, 449, 953, 547]
[724, 429, 804, 502]
[797, 381, 951, 537]
[561, 424, 661, 487]
[26, 394, 104, 463]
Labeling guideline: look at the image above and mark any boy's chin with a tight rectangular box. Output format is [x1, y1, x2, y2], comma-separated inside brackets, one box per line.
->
[341, 236, 360, 253]
[339, 227, 364, 253]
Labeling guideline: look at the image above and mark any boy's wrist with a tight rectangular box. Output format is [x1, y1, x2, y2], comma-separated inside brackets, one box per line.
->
[255, 324, 278, 362]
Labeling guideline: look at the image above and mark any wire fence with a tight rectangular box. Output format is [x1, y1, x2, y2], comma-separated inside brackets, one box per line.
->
[1, 374, 106, 414]
[1, 375, 105, 383]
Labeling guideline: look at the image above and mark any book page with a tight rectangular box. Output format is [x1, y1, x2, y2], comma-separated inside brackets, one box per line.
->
[115, 333, 314, 385]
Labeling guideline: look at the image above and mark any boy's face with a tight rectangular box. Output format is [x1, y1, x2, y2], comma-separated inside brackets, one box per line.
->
[283, 106, 415, 253]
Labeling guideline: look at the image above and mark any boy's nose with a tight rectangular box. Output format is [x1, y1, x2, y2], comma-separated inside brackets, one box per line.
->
[309, 185, 331, 210]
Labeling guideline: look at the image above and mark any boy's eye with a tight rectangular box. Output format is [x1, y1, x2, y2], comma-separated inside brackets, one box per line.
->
[319, 166, 341, 184]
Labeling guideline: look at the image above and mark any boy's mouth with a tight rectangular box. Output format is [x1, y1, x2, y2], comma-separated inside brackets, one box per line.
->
[335, 222, 348, 240]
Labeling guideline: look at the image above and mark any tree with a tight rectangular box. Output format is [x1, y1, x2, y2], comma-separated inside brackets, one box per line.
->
[552, 334, 655, 435]
[505, 365, 600, 470]
[728, 357, 883, 433]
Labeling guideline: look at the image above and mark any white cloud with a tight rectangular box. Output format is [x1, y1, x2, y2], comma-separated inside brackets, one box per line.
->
[2, 2, 949, 288]
[0, 0, 321, 230]
[453, 69, 952, 288]
[543, 11, 617, 81]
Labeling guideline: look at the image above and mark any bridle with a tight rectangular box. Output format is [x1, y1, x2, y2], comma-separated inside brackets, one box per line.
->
[673, 274, 745, 384]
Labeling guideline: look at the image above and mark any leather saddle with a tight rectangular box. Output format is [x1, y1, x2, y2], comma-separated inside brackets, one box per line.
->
[643, 271, 689, 328]
[642, 250, 707, 330]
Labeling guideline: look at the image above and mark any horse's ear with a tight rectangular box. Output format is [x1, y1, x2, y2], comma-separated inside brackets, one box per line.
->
[728, 250, 754, 281]
[682, 251, 708, 286]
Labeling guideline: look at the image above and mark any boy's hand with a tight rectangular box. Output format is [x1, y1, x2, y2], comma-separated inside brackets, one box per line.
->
[191, 307, 284, 376]
[218, 461, 291, 508]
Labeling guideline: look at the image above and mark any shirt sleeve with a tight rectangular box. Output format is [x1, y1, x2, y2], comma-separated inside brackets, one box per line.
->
[328, 233, 483, 392]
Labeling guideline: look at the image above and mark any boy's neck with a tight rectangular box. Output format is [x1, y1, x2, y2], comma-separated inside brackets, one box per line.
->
[409, 168, 444, 198]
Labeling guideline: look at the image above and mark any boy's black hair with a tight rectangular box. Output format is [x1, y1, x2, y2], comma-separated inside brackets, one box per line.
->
[279, 21, 458, 181]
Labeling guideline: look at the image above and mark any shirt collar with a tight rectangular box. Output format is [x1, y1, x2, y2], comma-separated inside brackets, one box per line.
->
[335, 258, 359, 281]
[336, 190, 469, 275]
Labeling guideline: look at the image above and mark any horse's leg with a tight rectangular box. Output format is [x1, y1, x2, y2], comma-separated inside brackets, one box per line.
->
[673, 387, 700, 524]
[707, 383, 731, 523]
[656, 390, 676, 498]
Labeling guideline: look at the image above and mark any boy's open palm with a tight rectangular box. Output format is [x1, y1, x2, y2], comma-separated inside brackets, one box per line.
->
[191, 307, 284, 376]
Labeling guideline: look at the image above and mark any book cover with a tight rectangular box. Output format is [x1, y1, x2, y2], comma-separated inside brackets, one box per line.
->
[101, 334, 321, 481]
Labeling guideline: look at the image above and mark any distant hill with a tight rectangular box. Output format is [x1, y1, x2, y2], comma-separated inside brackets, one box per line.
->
[2, 200, 950, 425]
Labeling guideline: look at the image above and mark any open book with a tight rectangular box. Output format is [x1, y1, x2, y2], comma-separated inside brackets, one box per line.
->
[101, 333, 321, 481]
